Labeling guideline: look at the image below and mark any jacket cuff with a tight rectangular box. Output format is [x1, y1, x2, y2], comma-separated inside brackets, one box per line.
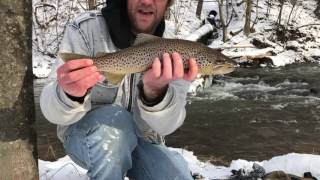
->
[137, 81, 167, 107]
[136, 80, 191, 135]
[137, 84, 174, 112]
[55, 81, 91, 111]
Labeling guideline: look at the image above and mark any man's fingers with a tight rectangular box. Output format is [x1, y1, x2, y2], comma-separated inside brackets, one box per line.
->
[151, 57, 162, 79]
[58, 59, 93, 74]
[144, 57, 161, 80]
[172, 52, 184, 79]
[60, 66, 98, 84]
[161, 53, 172, 81]
[184, 58, 198, 81]
[75, 71, 101, 90]
[64, 72, 101, 97]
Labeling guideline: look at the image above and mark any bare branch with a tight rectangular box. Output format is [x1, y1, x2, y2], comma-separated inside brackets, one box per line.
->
[76, 0, 87, 11]
[298, 23, 320, 29]
[34, 3, 57, 28]
[251, 0, 259, 30]
[226, 3, 235, 26]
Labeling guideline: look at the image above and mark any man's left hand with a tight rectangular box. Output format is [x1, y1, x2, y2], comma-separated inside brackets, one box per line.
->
[142, 52, 198, 102]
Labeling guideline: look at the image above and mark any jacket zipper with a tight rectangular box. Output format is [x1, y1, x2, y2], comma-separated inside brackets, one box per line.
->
[127, 74, 134, 112]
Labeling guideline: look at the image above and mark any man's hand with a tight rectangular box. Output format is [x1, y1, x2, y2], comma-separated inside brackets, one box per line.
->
[142, 52, 198, 102]
[57, 59, 103, 98]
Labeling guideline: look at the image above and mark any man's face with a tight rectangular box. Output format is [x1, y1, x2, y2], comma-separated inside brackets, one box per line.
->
[127, 0, 169, 34]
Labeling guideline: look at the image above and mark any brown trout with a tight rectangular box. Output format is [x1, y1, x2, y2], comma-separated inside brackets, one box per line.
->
[59, 33, 236, 84]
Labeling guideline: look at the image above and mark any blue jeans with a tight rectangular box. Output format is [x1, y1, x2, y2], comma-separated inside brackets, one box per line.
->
[63, 105, 193, 180]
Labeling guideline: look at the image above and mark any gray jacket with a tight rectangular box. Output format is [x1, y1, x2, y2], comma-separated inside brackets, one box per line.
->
[40, 11, 191, 144]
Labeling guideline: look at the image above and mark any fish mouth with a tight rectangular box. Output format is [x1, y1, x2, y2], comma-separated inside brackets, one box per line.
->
[213, 64, 236, 75]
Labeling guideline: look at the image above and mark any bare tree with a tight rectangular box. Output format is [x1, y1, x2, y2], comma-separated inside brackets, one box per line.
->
[32, 0, 106, 60]
[277, 0, 285, 26]
[265, 0, 272, 18]
[251, 0, 260, 31]
[287, 0, 298, 25]
[244, 0, 252, 36]
[88, 0, 97, 10]
[217, 0, 235, 42]
[196, 0, 204, 19]
[170, 0, 193, 36]
[33, 0, 77, 58]
[0, 0, 38, 179]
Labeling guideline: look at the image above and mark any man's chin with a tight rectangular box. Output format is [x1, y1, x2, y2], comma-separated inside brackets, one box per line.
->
[133, 24, 154, 34]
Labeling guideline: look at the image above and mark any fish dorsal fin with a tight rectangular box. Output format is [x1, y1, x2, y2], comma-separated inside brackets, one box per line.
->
[133, 33, 160, 46]
[59, 52, 90, 62]
[106, 72, 125, 85]
[96, 52, 109, 58]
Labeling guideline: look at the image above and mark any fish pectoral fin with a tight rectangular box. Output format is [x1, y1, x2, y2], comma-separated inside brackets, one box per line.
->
[106, 72, 125, 85]
[58, 52, 90, 62]
[133, 33, 160, 46]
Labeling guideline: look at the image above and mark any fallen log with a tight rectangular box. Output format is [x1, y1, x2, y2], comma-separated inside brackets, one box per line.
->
[186, 23, 214, 42]
[223, 47, 275, 59]
[212, 44, 255, 50]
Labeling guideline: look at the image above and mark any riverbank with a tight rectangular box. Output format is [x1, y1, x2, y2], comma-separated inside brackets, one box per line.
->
[39, 149, 320, 180]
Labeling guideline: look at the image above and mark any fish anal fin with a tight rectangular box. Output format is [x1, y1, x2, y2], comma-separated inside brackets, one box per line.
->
[106, 72, 125, 85]
[133, 33, 160, 46]
[59, 52, 90, 62]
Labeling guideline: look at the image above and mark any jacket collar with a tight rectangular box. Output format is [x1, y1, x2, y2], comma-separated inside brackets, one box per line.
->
[101, 0, 165, 49]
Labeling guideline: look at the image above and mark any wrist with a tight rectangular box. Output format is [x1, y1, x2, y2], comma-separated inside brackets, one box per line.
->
[64, 89, 91, 104]
[66, 93, 86, 103]
[138, 82, 167, 106]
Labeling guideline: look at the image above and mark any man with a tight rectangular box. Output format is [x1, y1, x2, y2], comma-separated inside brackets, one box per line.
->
[40, 0, 198, 179]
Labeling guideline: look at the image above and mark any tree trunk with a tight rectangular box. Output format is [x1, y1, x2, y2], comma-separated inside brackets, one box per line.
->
[218, 0, 228, 42]
[196, 0, 204, 19]
[222, 26, 228, 42]
[244, 0, 252, 36]
[88, 0, 96, 10]
[287, 0, 297, 25]
[0, 0, 38, 179]
[266, 0, 271, 17]
[277, 0, 285, 25]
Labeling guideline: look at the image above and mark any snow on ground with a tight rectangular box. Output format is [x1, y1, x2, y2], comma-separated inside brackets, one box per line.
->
[270, 50, 299, 66]
[39, 156, 88, 180]
[39, 148, 320, 180]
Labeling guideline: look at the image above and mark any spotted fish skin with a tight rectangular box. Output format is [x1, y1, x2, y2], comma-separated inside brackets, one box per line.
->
[93, 34, 236, 75]
[59, 34, 237, 84]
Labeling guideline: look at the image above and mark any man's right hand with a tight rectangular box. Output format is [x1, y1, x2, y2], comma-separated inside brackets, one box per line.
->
[57, 59, 103, 98]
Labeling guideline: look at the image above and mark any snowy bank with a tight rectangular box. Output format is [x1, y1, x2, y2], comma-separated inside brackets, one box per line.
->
[39, 148, 320, 180]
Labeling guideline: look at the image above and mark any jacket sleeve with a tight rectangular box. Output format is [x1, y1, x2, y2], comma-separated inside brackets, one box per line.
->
[40, 23, 93, 125]
[40, 81, 92, 125]
[136, 79, 191, 136]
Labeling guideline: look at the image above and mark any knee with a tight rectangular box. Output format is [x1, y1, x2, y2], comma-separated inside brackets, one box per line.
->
[70, 105, 137, 149]
[77, 105, 135, 135]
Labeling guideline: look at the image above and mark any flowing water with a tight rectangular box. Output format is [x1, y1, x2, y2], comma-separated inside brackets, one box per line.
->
[34, 63, 320, 164]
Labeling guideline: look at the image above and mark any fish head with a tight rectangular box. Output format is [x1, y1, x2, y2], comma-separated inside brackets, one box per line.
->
[211, 63, 236, 75]
[199, 49, 237, 75]
[200, 62, 236, 75]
